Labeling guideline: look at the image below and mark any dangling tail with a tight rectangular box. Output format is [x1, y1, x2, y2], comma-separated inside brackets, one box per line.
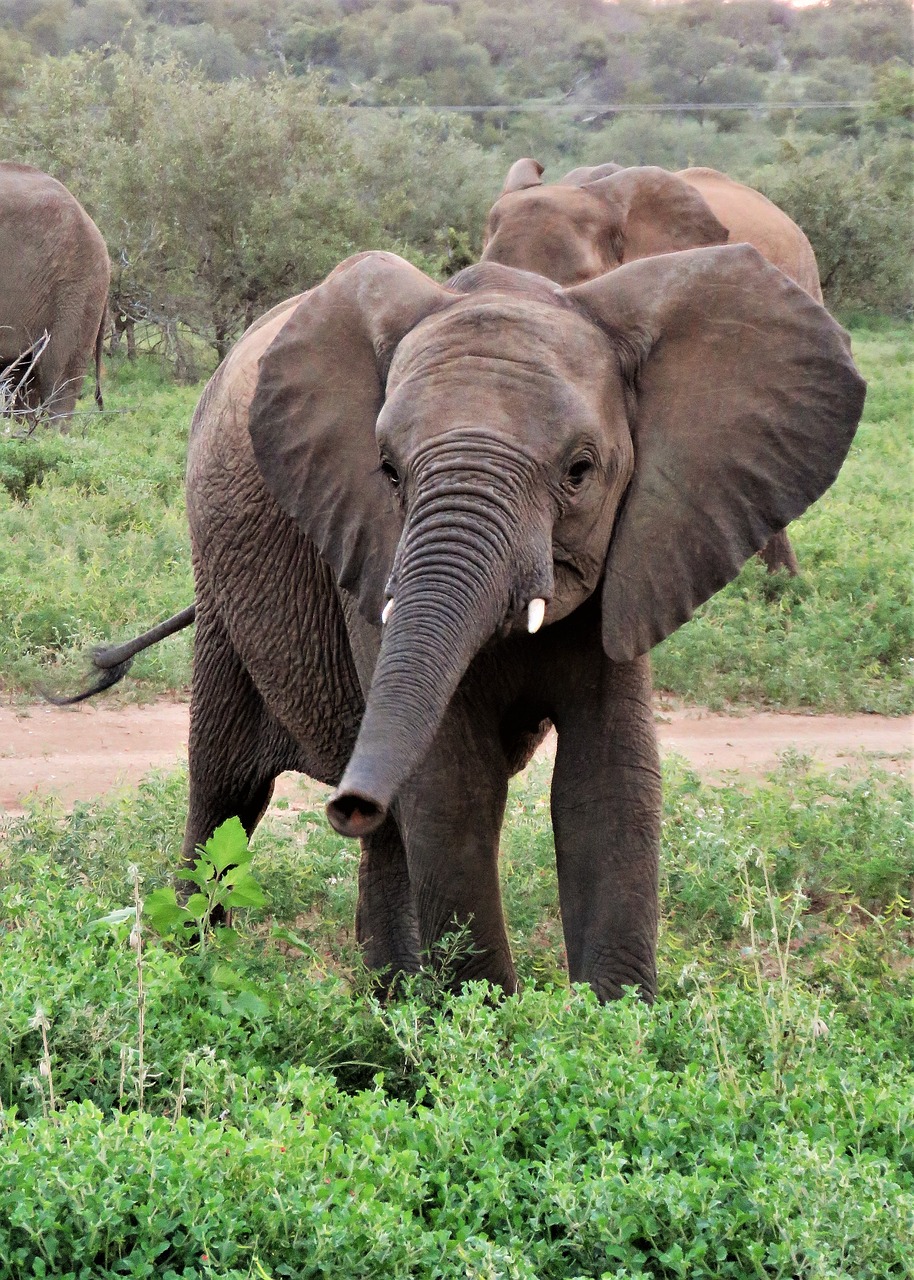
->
[94, 312, 106, 409]
[43, 604, 197, 705]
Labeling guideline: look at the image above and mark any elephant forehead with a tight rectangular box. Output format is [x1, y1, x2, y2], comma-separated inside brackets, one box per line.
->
[389, 298, 611, 391]
[494, 186, 609, 232]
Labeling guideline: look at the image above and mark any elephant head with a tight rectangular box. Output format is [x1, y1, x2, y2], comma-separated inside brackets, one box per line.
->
[481, 157, 730, 285]
[247, 248, 864, 839]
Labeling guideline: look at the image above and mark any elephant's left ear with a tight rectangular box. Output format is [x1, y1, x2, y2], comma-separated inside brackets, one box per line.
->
[587, 166, 729, 258]
[568, 244, 867, 661]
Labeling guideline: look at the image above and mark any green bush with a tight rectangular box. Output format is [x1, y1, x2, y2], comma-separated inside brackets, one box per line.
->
[0, 753, 911, 1277]
[753, 140, 913, 317]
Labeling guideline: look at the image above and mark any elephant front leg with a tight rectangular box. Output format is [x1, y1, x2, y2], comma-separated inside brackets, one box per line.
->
[551, 653, 661, 1002]
[356, 815, 421, 993]
[395, 701, 516, 995]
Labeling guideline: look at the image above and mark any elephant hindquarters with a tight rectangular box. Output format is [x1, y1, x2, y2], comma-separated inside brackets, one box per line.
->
[183, 599, 283, 863]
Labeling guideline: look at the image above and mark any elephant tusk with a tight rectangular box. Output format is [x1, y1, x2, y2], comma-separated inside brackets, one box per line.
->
[381, 598, 395, 625]
[527, 598, 546, 634]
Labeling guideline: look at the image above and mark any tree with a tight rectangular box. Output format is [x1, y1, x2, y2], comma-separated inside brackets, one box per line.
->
[754, 141, 910, 315]
[350, 104, 498, 261]
[3, 51, 375, 359]
[0, 28, 29, 108]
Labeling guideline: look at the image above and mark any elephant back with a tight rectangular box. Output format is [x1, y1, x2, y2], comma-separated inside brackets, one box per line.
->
[676, 167, 823, 302]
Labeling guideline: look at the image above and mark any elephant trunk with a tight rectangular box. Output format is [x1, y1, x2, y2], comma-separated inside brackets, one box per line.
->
[327, 445, 550, 837]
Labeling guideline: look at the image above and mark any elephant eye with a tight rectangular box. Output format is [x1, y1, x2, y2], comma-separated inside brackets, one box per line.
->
[564, 456, 594, 491]
[380, 459, 401, 489]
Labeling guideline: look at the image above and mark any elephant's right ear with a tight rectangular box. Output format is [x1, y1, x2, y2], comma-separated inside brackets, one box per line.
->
[501, 158, 545, 194]
[248, 252, 450, 623]
[587, 166, 729, 259]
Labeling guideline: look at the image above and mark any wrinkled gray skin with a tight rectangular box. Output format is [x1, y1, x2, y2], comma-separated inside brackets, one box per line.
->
[0, 163, 110, 425]
[183, 247, 864, 1002]
[482, 159, 828, 574]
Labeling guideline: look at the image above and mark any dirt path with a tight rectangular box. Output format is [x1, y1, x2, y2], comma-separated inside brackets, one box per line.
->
[1, 700, 910, 814]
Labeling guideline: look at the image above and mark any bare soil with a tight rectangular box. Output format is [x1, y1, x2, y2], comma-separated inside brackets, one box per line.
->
[1, 699, 910, 815]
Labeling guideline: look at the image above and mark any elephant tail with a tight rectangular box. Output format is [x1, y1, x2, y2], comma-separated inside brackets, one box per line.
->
[94, 311, 106, 409]
[42, 604, 197, 705]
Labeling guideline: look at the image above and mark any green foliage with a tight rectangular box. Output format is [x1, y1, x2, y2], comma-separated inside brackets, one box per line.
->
[0, 434, 71, 504]
[1, 44, 499, 360]
[0, 756, 911, 1276]
[4, 49, 378, 359]
[145, 816, 266, 944]
[752, 138, 911, 315]
[0, 27, 29, 109]
[0, 358, 196, 697]
[3, 1, 911, 336]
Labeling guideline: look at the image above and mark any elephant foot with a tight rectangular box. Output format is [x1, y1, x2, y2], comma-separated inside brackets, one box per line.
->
[758, 528, 799, 576]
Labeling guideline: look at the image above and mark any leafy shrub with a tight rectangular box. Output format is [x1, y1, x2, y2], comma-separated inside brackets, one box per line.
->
[0, 754, 911, 1276]
[753, 140, 913, 316]
[0, 435, 72, 503]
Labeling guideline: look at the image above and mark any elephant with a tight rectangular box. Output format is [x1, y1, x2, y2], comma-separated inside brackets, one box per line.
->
[152, 243, 862, 1004]
[482, 158, 823, 299]
[0, 162, 110, 426]
[481, 159, 826, 575]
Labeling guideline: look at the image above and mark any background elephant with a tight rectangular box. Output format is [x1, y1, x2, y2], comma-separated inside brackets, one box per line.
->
[675, 167, 822, 303]
[0, 162, 110, 426]
[482, 159, 826, 574]
[178, 245, 862, 1003]
[483, 158, 822, 298]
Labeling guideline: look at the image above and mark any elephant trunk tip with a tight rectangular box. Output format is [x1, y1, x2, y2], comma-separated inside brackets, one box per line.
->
[326, 788, 387, 839]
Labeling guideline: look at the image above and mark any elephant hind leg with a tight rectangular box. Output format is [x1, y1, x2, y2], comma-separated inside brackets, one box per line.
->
[757, 528, 799, 576]
[182, 600, 297, 871]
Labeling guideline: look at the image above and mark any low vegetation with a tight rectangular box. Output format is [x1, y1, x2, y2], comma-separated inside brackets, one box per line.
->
[0, 755, 910, 1276]
[1, 324, 910, 713]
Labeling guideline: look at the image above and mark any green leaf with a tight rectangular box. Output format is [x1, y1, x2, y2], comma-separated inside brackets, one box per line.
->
[270, 926, 325, 966]
[211, 963, 245, 991]
[182, 861, 212, 890]
[144, 887, 189, 935]
[184, 893, 210, 920]
[93, 906, 136, 927]
[201, 816, 251, 874]
[232, 989, 270, 1022]
[223, 873, 266, 910]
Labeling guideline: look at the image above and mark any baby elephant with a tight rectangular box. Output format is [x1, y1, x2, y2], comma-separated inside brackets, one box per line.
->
[178, 246, 863, 1002]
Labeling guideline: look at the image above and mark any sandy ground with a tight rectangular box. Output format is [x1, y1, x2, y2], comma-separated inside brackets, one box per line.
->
[1, 699, 910, 814]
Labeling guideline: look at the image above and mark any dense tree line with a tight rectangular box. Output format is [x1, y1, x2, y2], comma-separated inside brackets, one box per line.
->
[1, 0, 909, 109]
[1, 48, 499, 366]
[0, 2, 910, 359]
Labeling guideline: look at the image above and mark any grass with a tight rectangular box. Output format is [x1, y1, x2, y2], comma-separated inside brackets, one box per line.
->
[0, 357, 197, 700]
[0, 323, 911, 713]
[0, 755, 911, 1277]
